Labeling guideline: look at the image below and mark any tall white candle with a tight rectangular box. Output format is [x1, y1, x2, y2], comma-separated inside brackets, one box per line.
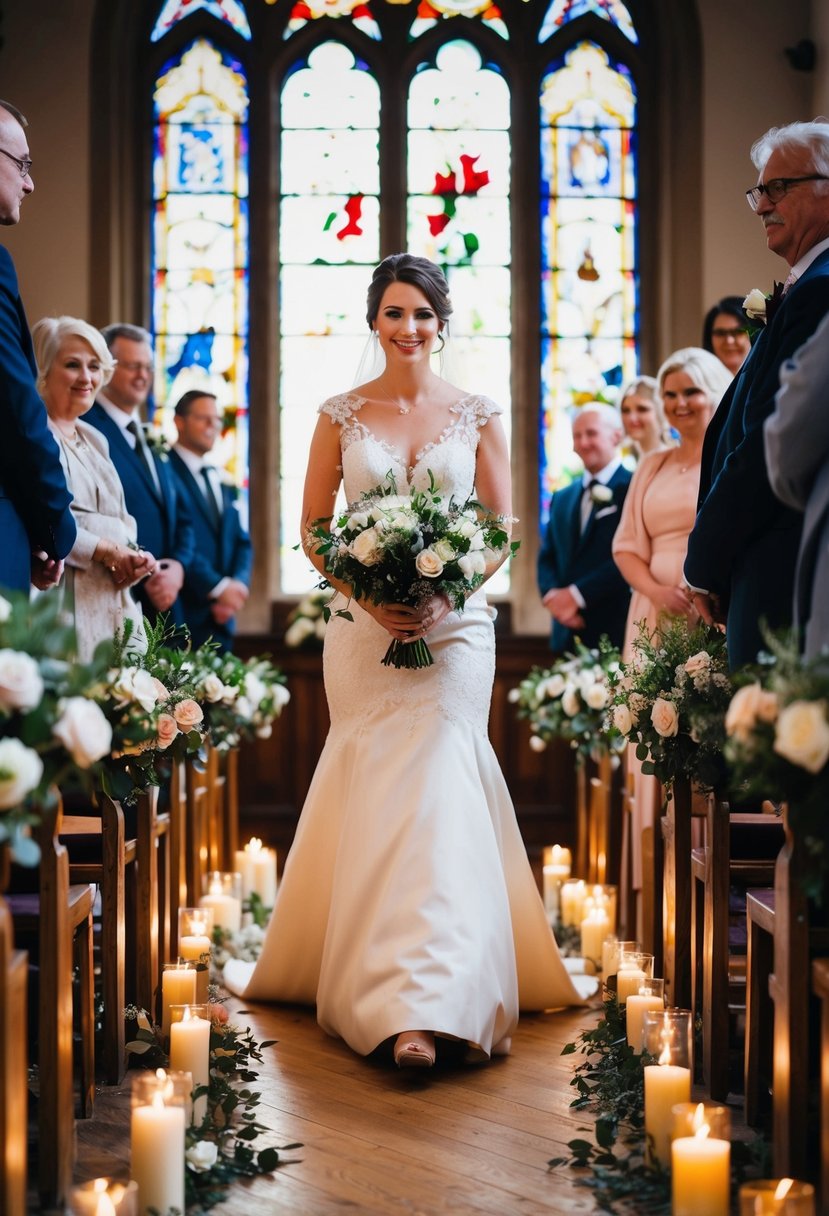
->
[169, 1007, 211, 1126]
[199, 881, 241, 933]
[616, 966, 646, 1004]
[250, 845, 278, 908]
[625, 992, 665, 1050]
[580, 907, 611, 965]
[161, 965, 196, 1039]
[233, 845, 255, 899]
[643, 1064, 691, 1165]
[131, 1090, 186, 1216]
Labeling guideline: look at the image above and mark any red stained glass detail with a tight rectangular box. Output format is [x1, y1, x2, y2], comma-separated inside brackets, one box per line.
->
[290, 0, 313, 18]
[353, 3, 373, 16]
[460, 154, 489, 194]
[336, 194, 365, 240]
[433, 169, 457, 195]
[417, 0, 438, 16]
[427, 212, 452, 236]
[484, 3, 502, 17]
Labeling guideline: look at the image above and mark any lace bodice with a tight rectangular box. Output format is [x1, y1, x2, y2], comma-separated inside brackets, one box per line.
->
[319, 392, 503, 503]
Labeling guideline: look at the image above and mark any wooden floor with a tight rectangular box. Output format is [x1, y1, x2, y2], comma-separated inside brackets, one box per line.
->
[71, 997, 607, 1215]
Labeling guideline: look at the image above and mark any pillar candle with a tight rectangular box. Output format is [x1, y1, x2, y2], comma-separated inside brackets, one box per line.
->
[560, 879, 586, 927]
[672, 1133, 730, 1215]
[169, 1007, 211, 1126]
[233, 845, 255, 899]
[616, 966, 646, 1004]
[643, 1064, 691, 1166]
[131, 1092, 185, 1216]
[199, 882, 241, 934]
[625, 992, 665, 1050]
[738, 1179, 816, 1214]
[543, 844, 572, 874]
[580, 907, 611, 965]
[161, 965, 196, 1039]
[250, 846, 278, 908]
[67, 1178, 138, 1216]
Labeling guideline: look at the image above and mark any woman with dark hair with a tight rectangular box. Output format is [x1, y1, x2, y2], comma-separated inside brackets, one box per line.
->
[224, 254, 593, 1066]
[702, 295, 751, 376]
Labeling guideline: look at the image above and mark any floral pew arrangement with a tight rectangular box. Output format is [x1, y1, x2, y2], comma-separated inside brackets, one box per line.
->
[283, 587, 333, 649]
[190, 648, 290, 749]
[510, 637, 625, 764]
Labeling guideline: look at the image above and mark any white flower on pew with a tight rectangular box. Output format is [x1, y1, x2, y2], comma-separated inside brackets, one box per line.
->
[773, 700, 829, 774]
[52, 697, 113, 767]
[724, 682, 779, 742]
[0, 595, 11, 623]
[186, 1141, 219, 1173]
[0, 736, 44, 809]
[0, 648, 44, 712]
[109, 666, 160, 714]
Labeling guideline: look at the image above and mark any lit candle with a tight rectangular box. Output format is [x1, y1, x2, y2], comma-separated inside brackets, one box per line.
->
[625, 979, 665, 1050]
[233, 844, 255, 899]
[672, 1104, 730, 1216]
[199, 873, 242, 934]
[131, 1072, 186, 1216]
[169, 1005, 211, 1126]
[580, 906, 611, 965]
[616, 966, 646, 1004]
[67, 1177, 138, 1216]
[560, 879, 586, 927]
[738, 1179, 816, 1214]
[543, 844, 572, 874]
[642, 1010, 692, 1166]
[160, 963, 196, 1039]
[249, 841, 278, 908]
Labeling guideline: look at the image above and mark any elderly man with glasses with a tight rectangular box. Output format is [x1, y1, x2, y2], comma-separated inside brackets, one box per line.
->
[684, 119, 829, 666]
[0, 98, 75, 593]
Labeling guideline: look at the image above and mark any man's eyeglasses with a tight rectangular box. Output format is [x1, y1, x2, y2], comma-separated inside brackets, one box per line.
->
[0, 147, 33, 178]
[746, 175, 828, 211]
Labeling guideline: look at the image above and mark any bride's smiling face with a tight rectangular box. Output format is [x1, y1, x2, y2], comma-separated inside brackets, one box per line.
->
[373, 282, 442, 366]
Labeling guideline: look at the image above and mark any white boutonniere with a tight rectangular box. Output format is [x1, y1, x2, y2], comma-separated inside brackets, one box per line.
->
[743, 281, 785, 331]
[143, 426, 171, 461]
[590, 483, 614, 505]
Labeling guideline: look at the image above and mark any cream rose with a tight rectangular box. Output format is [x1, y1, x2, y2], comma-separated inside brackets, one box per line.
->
[256, 722, 273, 739]
[743, 287, 768, 320]
[613, 703, 633, 734]
[271, 683, 291, 710]
[347, 510, 370, 530]
[350, 529, 383, 566]
[415, 548, 444, 578]
[53, 697, 113, 767]
[173, 698, 204, 730]
[433, 538, 457, 562]
[284, 617, 316, 648]
[185, 1141, 219, 1173]
[200, 672, 227, 702]
[724, 682, 779, 741]
[507, 687, 521, 703]
[155, 713, 180, 750]
[542, 673, 567, 699]
[773, 700, 829, 774]
[0, 649, 44, 712]
[243, 671, 268, 708]
[110, 667, 159, 713]
[529, 734, 547, 752]
[561, 685, 581, 717]
[314, 615, 326, 640]
[651, 696, 679, 737]
[0, 737, 44, 809]
[684, 651, 711, 676]
[150, 677, 170, 702]
[584, 682, 609, 710]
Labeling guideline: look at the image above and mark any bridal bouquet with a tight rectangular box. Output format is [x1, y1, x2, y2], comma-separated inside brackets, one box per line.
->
[306, 473, 518, 669]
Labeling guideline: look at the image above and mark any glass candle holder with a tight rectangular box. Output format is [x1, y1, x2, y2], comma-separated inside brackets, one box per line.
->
[671, 1102, 731, 1216]
[131, 1070, 191, 1216]
[177, 907, 213, 1002]
[602, 938, 638, 987]
[625, 977, 665, 1050]
[160, 961, 196, 1039]
[559, 878, 587, 927]
[168, 1004, 211, 1125]
[200, 870, 242, 933]
[234, 837, 278, 908]
[616, 950, 654, 1003]
[738, 1180, 816, 1214]
[68, 1178, 138, 1216]
[543, 844, 572, 874]
[580, 905, 612, 967]
[584, 883, 617, 933]
[642, 1009, 693, 1167]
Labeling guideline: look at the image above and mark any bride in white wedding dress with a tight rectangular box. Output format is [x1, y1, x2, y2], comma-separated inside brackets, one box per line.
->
[223, 254, 595, 1066]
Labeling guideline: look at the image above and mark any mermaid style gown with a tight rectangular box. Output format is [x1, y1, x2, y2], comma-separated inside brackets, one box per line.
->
[223, 392, 594, 1057]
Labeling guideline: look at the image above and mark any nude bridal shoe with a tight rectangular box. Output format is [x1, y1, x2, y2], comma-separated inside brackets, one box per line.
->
[393, 1031, 436, 1069]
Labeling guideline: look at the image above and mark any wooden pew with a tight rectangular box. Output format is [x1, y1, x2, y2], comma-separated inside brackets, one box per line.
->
[185, 754, 211, 904]
[0, 844, 27, 1216]
[661, 780, 696, 1008]
[617, 764, 637, 940]
[812, 957, 829, 1210]
[133, 786, 171, 1020]
[690, 800, 781, 1100]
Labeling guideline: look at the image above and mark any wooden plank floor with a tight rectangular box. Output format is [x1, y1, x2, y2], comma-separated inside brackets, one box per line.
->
[71, 997, 607, 1214]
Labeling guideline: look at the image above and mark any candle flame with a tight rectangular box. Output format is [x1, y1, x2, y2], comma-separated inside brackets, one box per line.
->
[692, 1103, 710, 1139]
[152, 1090, 166, 1111]
[182, 1005, 192, 1022]
[245, 836, 263, 855]
[191, 919, 206, 937]
[95, 1193, 116, 1216]
[657, 1026, 672, 1066]
[155, 1067, 167, 1080]
[208, 878, 223, 895]
[774, 1179, 794, 1200]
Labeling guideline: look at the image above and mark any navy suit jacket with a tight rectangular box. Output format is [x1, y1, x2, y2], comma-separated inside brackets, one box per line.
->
[537, 465, 632, 651]
[85, 402, 195, 626]
[168, 449, 252, 650]
[0, 245, 75, 592]
[685, 248, 829, 667]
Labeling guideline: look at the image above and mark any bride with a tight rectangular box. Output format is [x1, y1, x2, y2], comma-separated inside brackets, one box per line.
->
[223, 253, 594, 1067]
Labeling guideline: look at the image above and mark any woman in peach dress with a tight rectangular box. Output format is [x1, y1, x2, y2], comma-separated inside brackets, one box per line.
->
[612, 348, 732, 916]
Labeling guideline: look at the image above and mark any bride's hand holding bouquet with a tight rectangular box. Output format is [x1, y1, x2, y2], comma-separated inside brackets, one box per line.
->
[305, 472, 518, 669]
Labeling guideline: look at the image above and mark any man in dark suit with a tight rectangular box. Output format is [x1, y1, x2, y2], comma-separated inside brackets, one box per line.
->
[168, 390, 252, 650]
[85, 323, 195, 628]
[685, 120, 829, 667]
[537, 404, 632, 651]
[0, 98, 74, 593]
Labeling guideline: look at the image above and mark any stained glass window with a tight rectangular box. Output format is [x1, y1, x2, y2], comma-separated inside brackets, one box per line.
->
[279, 42, 381, 592]
[408, 39, 511, 589]
[151, 0, 252, 42]
[538, 0, 637, 44]
[409, 0, 508, 41]
[152, 38, 250, 503]
[283, 0, 381, 40]
[539, 39, 638, 522]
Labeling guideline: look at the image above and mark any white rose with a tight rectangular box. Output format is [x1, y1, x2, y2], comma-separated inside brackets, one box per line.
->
[529, 734, 547, 752]
[433, 538, 456, 562]
[185, 1141, 219, 1173]
[285, 617, 316, 648]
[543, 673, 566, 699]
[507, 687, 521, 703]
[256, 723, 272, 739]
[0, 737, 44, 809]
[725, 683, 779, 741]
[651, 696, 679, 737]
[684, 651, 712, 676]
[234, 695, 253, 721]
[243, 671, 268, 709]
[468, 529, 486, 551]
[347, 510, 370, 530]
[53, 698, 113, 767]
[271, 683, 291, 710]
[456, 519, 478, 539]
[561, 685, 581, 717]
[201, 672, 228, 702]
[613, 703, 633, 734]
[415, 548, 444, 578]
[584, 682, 609, 710]
[743, 287, 768, 320]
[458, 551, 486, 579]
[350, 529, 383, 566]
[590, 484, 613, 504]
[773, 700, 829, 774]
[0, 649, 44, 712]
[0, 596, 11, 623]
[314, 615, 326, 640]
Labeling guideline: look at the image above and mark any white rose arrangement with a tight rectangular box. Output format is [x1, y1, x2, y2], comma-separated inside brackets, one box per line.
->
[284, 588, 333, 649]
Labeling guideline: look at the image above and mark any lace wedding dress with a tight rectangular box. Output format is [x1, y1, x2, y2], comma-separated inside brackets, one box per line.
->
[223, 392, 595, 1056]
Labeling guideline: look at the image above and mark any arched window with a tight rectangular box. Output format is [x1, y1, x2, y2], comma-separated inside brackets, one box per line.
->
[110, 0, 669, 627]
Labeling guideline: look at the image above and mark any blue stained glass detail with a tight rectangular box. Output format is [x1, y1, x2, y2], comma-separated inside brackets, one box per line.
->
[151, 0, 252, 43]
[538, 0, 637, 44]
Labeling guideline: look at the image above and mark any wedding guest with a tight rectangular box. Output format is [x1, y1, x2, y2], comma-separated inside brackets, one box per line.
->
[618, 375, 672, 461]
[613, 348, 732, 911]
[685, 120, 829, 666]
[86, 323, 195, 630]
[537, 403, 632, 651]
[33, 317, 153, 660]
[0, 99, 75, 593]
[701, 296, 751, 376]
[765, 309, 829, 658]
[169, 390, 252, 651]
